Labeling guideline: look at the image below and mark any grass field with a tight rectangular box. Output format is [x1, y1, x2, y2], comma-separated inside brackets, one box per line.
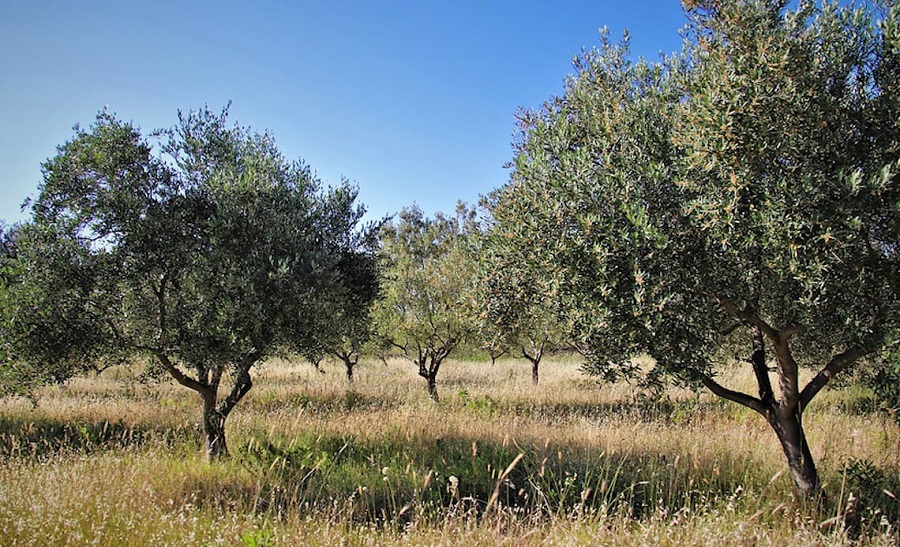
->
[0, 356, 897, 545]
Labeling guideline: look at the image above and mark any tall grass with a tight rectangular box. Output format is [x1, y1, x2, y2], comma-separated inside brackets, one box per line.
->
[0, 357, 897, 545]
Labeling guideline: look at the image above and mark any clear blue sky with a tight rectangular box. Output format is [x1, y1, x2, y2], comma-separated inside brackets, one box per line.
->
[1, 1, 688, 225]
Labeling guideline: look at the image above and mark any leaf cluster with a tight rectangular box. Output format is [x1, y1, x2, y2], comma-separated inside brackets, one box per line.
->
[372, 203, 479, 362]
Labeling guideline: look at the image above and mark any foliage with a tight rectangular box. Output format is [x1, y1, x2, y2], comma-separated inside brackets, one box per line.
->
[372, 203, 478, 400]
[870, 358, 900, 421]
[302, 217, 383, 384]
[473, 200, 568, 383]
[857, 345, 900, 422]
[2, 105, 372, 457]
[1, 208, 116, 399]
[491, 0, 899, 494]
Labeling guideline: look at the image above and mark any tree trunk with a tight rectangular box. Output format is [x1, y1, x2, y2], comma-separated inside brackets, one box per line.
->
[488, 348, 506, 366]
[337, 353, 357, 386]
[522, 342, 544, 386]
[711, 302, 873, 497]
[426, 375, 440, 403]
[154, 352, 257, 461]
[417, 353, 444, 403]
[346, 361, 355, 385]
[769, 407, 819, 495]
[201, 391, 228, 460]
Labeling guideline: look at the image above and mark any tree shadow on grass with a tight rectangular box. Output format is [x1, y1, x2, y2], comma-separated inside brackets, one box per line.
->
[454, 393, 733, 426]
[214, 430, 777, 525]
[0, 414, 200, 459]
[223, 431, 900, 536]
[245, 389, 404, 415]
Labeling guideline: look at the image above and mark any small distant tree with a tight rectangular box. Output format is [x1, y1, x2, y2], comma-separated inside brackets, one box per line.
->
[473, 210, 566, 385]
[310, 223, 382, 386]
[482, 341, 508, 367]
[495, 0, 899, 496]
[3, 106, 370, 459]
[372, 203, 477, 401]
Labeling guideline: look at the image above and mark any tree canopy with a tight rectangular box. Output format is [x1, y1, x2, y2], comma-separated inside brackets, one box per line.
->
[491, 0, 899, 494]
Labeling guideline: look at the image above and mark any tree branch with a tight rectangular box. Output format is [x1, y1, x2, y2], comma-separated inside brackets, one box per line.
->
[780, 324, 805, 339]
[387, 339, 414, 364]
[218, 354, 257, 417]
[719, 299, 777, 338]
[154, 351, 208, 394]
[799, 347, 869, 409]
[720, 298, 806, 409]
[749, 326, 774, 404]
[771, 332, 801, 409]
[698, 371, 769, 416]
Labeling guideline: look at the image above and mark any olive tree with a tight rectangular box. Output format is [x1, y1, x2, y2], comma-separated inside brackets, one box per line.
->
[492, 0, 899, 495]
[308, 227, 382, 386]
[4, 106, 371, 459]
[473, 211, 567, 385]
[372, 203, 477, 402]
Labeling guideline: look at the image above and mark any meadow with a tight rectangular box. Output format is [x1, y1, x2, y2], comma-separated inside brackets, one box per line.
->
[0, 356, 897, 545]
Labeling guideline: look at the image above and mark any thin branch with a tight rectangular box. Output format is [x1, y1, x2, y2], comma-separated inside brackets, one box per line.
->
[388, 339, 415, 364]
[153, 273, 169, 345]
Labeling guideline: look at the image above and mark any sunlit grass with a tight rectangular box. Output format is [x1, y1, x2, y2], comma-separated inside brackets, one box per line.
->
[0, 356, 897, 545]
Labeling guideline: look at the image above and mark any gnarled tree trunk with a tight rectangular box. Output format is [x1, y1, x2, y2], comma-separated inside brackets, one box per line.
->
[334, 351, 358, 387]
[425, 374, 439, 402]
[702, 304, 869, 496]
[521, 339, 545, 386]
[769, 407, 819, 495]
[156, 352, 255, 461]
[398, 344, 452, 403]
[419, 360, 441, 402]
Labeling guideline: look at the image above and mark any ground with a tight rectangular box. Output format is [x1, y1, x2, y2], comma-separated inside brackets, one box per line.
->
[0, 356, 897, 545]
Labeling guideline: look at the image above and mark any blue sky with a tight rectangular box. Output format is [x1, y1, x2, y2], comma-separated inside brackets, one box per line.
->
[1, 1, 688, 225]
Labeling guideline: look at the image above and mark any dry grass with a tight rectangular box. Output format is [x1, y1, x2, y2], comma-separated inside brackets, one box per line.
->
[0, 356, 897, 545]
